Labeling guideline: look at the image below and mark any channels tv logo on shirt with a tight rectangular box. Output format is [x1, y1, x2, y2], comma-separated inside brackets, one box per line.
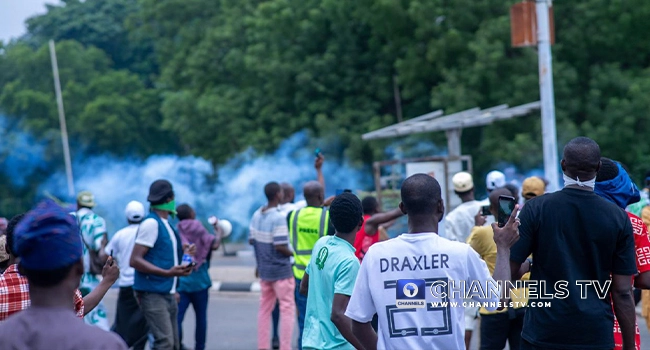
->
[396, 279, 426, 308]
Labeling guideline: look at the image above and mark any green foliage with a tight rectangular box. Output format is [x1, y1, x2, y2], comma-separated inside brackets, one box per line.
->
[3, 0, 650, 192]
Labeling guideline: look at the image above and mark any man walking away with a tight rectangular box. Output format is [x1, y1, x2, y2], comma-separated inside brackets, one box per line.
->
[510, 137, 637, 350]
[72, 190, 111, 330]
[288, 180, 334, 348]
[300, 192, 364, 350]
[131, 179, 194, 350]
[103, 201, 149, 349]
[353, 196, 404, 262]
[345, 174, 520, 349]
[0, 200, 127, 350]
[594, 157, 650, 349]
[251, 182, 296, 350]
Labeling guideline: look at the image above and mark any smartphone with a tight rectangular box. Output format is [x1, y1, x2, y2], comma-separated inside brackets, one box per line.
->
[189, 262, 197, 268]
[480, 205, 491, 216]
[497, 195, 516, 228]
[314, 148, 321, 158]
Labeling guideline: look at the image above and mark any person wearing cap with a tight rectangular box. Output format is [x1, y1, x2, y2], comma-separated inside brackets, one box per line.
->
[130, 179, 194, 350]
[444, 171, 482, 349]
[102, 201, 149, 350]
[0, 212, 119, 321]
[0, 200, 127, 349]
[522, 176, 546, 203]
[71, 190, 111, 330]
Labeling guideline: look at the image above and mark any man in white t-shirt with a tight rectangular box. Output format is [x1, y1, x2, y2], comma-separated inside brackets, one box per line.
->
[444, 171, 483, 349]
[345, 174, 520, 350]
[103, 201, 148, 349]
[130, 180, 194, 350]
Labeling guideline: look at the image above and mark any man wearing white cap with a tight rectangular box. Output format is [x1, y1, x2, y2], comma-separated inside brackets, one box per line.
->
[479, 170, 507, 207]
[444, 171, 482, 349]
[103, 201, 149, 349]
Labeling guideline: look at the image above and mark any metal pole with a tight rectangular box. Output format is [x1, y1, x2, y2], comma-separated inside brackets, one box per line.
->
[536, 0, 559, 192]
[49, 40, 75, 197]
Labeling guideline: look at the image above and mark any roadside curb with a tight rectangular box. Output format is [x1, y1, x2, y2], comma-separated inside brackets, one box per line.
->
[212, 281, 260, 292]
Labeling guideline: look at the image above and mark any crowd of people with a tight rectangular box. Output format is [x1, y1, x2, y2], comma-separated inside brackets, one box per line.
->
[250, 137, 650, 350]
[1, 136, 650, 350]
[0, 179, 223, 350]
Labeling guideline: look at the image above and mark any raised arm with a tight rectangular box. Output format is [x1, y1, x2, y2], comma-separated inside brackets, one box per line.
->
[315, 155, 325, 191]
[364, 208, 404, 236]
[491, 205, 520, 298]
[83, 257, 119, 315]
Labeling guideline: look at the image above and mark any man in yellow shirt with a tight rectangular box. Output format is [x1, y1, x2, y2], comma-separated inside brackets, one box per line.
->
[468, 187, 531, 350]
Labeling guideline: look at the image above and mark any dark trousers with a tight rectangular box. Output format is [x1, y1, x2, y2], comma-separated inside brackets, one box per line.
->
[136, 291, 179, 350]
[178, 289, 209, 350]
[112, 287, 148, 350]
[294, 277, 307, 349]
[480, 308, 525, 350]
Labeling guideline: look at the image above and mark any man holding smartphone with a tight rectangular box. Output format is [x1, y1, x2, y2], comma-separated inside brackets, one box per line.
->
[467, 188, 528, 350]
[130, 180, 194, 350]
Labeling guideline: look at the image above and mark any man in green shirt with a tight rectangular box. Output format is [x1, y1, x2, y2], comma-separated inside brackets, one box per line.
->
[299, 192, 364, 350]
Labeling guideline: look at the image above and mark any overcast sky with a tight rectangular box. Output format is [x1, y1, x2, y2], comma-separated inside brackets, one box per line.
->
[0, 1, 58, 43]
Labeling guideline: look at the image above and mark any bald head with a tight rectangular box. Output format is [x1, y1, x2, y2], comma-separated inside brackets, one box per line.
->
[303, 181, 324, 207]
[562, 137, 601, 180]
[280, 182, 295, 204]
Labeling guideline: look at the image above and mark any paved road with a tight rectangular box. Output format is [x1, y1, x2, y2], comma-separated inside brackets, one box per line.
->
[103, 288, 650, 350]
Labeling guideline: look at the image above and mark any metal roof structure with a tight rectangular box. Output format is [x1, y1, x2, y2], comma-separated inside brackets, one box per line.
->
[362, 101, 541, 141]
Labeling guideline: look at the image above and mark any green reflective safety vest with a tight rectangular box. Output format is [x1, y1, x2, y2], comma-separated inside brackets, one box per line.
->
[289, 206, 329, 280]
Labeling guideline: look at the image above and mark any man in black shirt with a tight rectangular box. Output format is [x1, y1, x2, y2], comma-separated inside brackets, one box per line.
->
[509, 137, 637, 350]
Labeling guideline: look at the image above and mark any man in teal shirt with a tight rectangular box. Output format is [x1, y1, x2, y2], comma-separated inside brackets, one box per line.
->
[299, 192, 364, 350]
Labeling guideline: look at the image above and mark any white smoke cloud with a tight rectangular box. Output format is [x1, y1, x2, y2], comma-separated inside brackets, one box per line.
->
[40, 131, 372, 240]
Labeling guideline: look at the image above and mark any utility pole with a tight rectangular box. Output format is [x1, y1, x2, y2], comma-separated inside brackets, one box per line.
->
[536, 0, 559, 192]
[49, 40, 75, 197]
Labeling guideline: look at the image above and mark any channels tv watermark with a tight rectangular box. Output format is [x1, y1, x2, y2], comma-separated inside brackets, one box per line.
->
[396, 279, 426, 308]
[396, 278, 614, 309]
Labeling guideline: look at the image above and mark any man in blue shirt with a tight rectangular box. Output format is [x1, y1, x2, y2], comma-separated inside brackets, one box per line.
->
[299, 192, 364, 350]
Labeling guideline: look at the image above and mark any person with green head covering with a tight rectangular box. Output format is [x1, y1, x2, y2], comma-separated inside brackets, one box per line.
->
[130, 179, 195, 350]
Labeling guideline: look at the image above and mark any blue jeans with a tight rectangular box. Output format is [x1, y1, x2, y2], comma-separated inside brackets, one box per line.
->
[294, 277, 307, 350]
[177, 289, 209, 350]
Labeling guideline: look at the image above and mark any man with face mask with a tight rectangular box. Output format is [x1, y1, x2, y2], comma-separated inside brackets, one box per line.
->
[130, 179, 194, 350]
[510, 137, 638, 350]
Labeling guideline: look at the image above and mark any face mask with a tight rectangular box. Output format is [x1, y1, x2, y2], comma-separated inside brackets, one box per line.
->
[563, 173, 596, 190]
[152, 200, 177, 216]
